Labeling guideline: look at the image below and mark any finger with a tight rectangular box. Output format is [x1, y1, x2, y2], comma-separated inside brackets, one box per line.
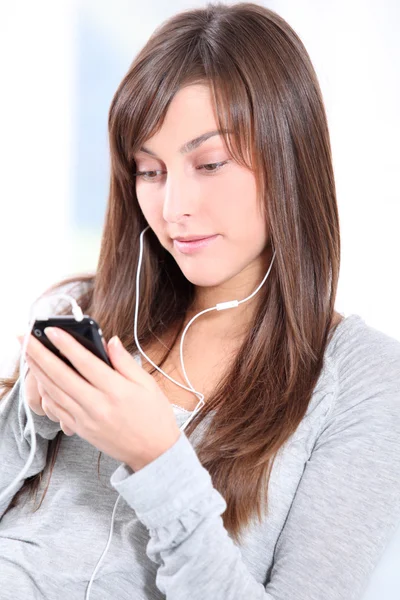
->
[38, 384, 61, 422]
[24, 333, 99, 413]
[25, 329, 124, 399]
[40, 390, 76, 433]
[41, 393, 61, 423]
[26, 367, 58, 421]
[24, 370, 46, 416]
[25, 356, 80, 430]
[60, 421, 75, 436]
[107, 336, 150, 387]
[36, 377, 73, 433]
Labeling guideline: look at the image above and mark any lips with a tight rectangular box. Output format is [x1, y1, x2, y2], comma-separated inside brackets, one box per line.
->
[173, 235, 214, 242]
[173, 234, 219, 254]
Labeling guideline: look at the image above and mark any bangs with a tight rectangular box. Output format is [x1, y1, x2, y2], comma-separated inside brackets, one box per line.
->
[108, 36, 256, 179]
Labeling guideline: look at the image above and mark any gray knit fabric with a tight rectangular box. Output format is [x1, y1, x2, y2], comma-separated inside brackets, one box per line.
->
[0, 313, 400, 599]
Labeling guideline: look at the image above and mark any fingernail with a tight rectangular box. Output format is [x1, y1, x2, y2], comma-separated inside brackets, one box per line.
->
[44, 327, 62, 342]
[109, 336, 122, 351]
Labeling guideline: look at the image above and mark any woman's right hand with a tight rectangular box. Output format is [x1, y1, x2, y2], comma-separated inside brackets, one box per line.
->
[24, 367, 74, 436]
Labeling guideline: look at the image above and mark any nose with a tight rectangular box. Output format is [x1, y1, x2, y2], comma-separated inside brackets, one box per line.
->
[162, 173, 197, 223]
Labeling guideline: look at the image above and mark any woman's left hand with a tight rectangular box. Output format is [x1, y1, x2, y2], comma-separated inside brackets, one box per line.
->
[18, 328, 181, 472]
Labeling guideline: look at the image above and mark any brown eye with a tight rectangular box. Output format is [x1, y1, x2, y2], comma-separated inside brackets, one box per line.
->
[196, 161, 228, 174]
[133, 161, 228, 182]
[133, 170, 165, 182]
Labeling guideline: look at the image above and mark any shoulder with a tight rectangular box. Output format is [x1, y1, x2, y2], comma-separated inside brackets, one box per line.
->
[326, 313, 400, 394]
[270, 316, 400, 600]
[321, 313, 400, 433]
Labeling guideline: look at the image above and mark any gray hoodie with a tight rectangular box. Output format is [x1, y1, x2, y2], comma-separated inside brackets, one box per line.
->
[1, 313, 400, 600]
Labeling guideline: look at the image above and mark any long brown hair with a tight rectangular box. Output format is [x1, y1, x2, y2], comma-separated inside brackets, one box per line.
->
[0, 2, 341, 544]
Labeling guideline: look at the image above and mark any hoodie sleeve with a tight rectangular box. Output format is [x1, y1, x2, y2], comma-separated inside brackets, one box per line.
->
[109, 332, 400, 600]
[109, 431, 272, 598]
[0, 375, 62, 518]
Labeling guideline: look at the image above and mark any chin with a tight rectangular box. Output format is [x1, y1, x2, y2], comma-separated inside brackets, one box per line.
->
[179, 267, 229, 288]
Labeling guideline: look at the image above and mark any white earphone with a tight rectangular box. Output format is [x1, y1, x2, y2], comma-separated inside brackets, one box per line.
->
[0, 224, 276, 599]
[134, 226, 276, 433]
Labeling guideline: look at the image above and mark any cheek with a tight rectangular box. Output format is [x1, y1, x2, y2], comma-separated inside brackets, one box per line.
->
[136, 192, 159, 227]
[215, 168, 260, 228]
[136, 193, 170, 249]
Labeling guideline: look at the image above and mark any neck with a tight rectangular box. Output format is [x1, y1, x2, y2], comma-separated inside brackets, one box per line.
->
[185, 292, 260, 343]
[186, 245, 273, 340]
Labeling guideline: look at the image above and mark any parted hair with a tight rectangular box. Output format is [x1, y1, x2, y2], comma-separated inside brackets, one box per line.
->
[0, 2, 341, 544]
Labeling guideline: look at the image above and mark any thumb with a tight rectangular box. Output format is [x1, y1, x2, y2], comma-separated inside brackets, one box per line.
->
[107, 336, 148, 385]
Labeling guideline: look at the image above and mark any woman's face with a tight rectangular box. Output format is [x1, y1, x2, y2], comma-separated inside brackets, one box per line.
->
[133, 84, 270, 293]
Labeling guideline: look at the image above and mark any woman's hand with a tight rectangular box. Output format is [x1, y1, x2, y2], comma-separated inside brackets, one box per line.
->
[21, 362, 74, 435]
[18, 328, 181, 471]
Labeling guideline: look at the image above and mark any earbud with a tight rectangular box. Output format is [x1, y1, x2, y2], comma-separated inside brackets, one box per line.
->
[134, 225, 276, 432]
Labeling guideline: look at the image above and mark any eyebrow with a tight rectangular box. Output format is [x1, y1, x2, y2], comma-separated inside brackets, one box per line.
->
[138, 129, 231, 157]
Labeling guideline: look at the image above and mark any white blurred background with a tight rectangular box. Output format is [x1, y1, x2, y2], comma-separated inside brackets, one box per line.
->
[0, 0, 399, 378]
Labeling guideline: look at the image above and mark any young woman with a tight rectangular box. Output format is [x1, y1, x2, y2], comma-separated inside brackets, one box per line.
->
[1, 2, 399, 599]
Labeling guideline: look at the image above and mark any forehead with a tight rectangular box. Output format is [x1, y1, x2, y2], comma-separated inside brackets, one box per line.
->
[141, 85, 219, 145]
[166, 83, 215, 115]
[131, 83, 250, 165]
[136, 129, 231, 158]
